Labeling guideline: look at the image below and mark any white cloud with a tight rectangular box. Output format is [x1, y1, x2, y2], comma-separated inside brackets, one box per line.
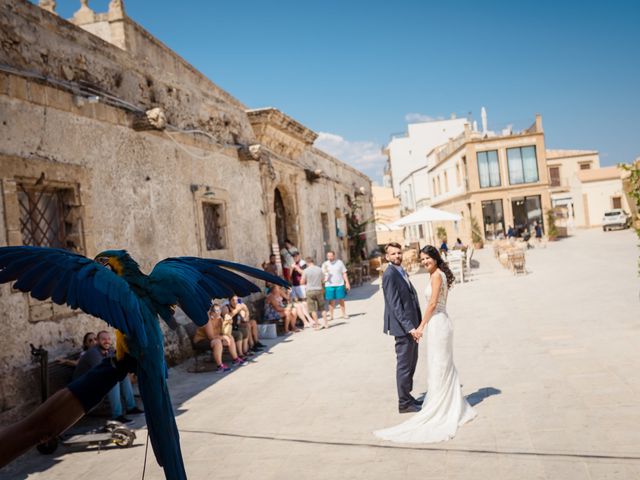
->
[404, 112, 444, 123]
[314, 132, 386, 182]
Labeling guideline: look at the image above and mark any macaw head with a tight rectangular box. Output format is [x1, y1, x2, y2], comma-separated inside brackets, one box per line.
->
[94, 250, 139, 277]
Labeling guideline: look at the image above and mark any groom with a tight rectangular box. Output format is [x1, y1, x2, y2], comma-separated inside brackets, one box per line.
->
[382, 242, 422, 413]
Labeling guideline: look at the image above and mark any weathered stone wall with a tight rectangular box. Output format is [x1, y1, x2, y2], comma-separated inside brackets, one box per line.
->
[0, 0, 253, 144]
[0, 0, 376, 423]
[0, 0, 269, 421]
[300, 148, 375, 263]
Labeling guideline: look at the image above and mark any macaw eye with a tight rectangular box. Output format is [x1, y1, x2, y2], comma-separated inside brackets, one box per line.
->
[97, 257, 114, 271]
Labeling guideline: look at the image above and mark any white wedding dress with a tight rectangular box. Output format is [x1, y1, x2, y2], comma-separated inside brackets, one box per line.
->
[374, 270, 476, 443]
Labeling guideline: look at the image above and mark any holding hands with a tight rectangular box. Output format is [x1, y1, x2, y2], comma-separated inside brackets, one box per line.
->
[410, 328, 424, 342]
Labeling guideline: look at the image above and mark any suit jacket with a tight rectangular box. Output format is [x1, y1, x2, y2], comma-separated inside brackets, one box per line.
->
[382, 264, 422, 337]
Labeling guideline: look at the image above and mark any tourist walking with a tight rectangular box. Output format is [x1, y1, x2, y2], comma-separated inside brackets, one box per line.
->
[301, 257, 328, 329]
[321, 250, 350, 320]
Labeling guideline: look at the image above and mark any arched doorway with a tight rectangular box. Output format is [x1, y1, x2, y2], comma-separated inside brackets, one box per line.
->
[274, 188, 287, 247]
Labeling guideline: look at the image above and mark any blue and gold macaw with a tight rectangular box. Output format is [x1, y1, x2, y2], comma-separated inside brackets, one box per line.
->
[0, 246, 288, 480]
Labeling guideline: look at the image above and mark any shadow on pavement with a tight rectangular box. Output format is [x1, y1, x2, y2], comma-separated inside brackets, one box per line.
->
[345, 282, 379, 301]
[466, 387, 501, 406]
[0, 330, 292, 480]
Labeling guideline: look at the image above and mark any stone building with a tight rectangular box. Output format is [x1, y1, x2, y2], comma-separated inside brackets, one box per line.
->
[423, 115, 551, 244]
[547, 150, 630, 228]
[371, 185, 403, 246]
[0, 0, 374, 421]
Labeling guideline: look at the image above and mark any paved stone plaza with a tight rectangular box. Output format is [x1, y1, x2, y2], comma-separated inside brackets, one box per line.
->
[1, 228, 639, 480]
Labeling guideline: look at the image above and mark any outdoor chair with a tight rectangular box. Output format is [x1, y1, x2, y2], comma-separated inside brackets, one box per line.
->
[499, 250, 511, 268]
[402, 248, 420, 273]
[508, 251, 526, 275]
[369, 257, 382, 277]
[361, 261, 371, 282]
[348, 265, 363, 287]
[447, 251, 465, 283]
[465, 246, 474, 275]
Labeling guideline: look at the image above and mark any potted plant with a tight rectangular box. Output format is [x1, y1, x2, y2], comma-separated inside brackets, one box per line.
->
[436, 226, 447, 243]
[546, 209, 559, 241]
[470, 216, 484, 249]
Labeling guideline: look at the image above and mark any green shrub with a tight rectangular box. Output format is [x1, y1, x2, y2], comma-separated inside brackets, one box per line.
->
[470, 216, 483, 245]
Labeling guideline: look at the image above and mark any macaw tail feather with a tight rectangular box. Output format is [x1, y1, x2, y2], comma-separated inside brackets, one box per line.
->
[137, 368, 186, 480]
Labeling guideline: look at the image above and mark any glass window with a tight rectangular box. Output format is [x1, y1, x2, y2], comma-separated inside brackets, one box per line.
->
[481, 199, 505, 240]
[507, 146, 539, 184]
[18, 183, 83, 251]
[511, 195, 543, 236]
[477, 150, 501, 188]
[203, 202, 226, 250]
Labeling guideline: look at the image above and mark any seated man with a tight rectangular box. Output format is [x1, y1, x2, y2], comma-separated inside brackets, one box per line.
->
[73, 330, 143, 423]
[261, 254, 279, 277]
[193, 303, 247, 372]
[229, 295, 265, 352]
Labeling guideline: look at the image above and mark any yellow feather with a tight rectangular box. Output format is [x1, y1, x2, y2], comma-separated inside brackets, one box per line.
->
[115, 330, 129, 361]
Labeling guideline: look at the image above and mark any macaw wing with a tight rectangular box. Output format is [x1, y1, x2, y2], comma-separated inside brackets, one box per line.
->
[0, 246, 147, 346]
[148, 257, 289, 326]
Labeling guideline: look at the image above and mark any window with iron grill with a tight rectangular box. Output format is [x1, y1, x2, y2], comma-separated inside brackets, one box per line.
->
[18, 183, 79, 251]
[202, 202, 226, 250]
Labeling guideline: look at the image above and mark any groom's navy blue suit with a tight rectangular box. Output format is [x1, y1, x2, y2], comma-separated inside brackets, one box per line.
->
[382, 264, 422, 409]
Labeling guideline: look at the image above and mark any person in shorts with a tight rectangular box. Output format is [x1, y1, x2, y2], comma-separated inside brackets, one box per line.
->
[228, 295, 265, 353]
[220, 303, 249, 358]
[302, 257, 328, 329]
[321, 250, 350, 320]
[193, 304, 247, 371]
[290, 252, 314, 328]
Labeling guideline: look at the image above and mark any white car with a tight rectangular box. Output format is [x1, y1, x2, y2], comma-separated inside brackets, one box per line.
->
[602, 209, 631, 231]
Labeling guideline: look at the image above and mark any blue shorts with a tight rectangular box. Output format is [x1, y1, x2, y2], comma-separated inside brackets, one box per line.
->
[325, 285, 346, 301]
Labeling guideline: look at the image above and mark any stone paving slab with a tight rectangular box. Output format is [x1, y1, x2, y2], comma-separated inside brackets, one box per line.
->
[1, 228, 639, 479]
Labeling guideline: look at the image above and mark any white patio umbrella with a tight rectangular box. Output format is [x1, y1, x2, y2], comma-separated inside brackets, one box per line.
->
[391, 206, 461, 227]
[390, 206, 462, 246]
[375, 222, 403, 232]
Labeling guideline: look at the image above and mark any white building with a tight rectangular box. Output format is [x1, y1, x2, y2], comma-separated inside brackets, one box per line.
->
[384, 117, 469, 207]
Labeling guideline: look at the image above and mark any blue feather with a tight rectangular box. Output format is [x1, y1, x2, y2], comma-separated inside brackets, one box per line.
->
[0, 246, 293, 480]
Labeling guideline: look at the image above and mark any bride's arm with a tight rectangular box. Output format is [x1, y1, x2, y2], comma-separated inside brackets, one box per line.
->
[417, 273, 442, 336]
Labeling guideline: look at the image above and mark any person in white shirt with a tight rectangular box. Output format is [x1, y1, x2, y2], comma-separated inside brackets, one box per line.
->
[321, 250, 350, 320]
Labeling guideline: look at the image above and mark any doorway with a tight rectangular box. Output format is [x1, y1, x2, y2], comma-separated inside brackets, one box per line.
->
[481, 199, 505, 241]
[274, 188, 287, 247]
[511, 195, 543, 236]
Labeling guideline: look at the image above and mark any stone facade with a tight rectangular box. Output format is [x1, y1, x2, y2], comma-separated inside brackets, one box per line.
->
[0, 0, 374, 421]
[422, 115, 552, 245]
[372, 186, 403, 246]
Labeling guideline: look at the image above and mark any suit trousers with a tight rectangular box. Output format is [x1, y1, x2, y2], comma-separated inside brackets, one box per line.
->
[395, 333, 419, 408]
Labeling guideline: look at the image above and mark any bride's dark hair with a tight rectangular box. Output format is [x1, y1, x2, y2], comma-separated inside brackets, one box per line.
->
[420, 245, 455, 289]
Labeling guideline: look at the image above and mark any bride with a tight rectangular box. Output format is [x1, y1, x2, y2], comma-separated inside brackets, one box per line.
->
[374, 245, 476, 443]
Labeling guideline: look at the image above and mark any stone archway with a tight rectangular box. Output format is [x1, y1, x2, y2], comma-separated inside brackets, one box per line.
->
[273, 185, 299, 248]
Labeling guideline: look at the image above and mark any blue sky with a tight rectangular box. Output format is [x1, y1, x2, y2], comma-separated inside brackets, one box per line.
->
[50, 1, 639, 182]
